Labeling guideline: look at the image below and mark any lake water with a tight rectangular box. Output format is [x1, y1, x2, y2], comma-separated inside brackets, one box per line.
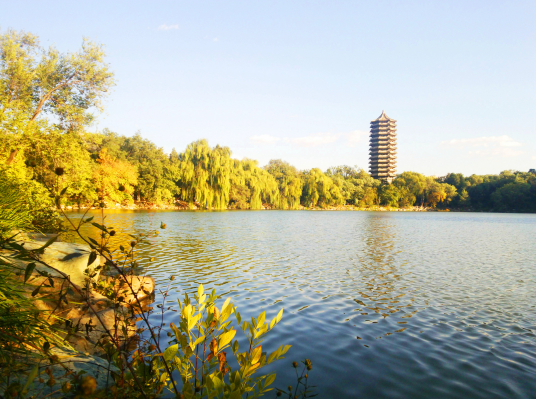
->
[73, 210, 536, 398]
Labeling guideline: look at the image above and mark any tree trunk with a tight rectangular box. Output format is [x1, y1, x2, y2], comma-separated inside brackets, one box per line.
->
[6, 149, 18, 165]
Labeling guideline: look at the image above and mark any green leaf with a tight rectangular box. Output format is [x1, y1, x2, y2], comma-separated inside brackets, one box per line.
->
[265, 373, 276, 387]
[24, 262, 36, 283]
[254, 324, 269, 339]
[20, 363, 39, 398]
[251, 346, 262, 364]
[220, 301, 233, 322]
[91, 222, 107, 232]
[218, 329, 236, 350]
[192, 335, 205, 348]
[163, 344, 178, 362]
[221, 297, 231, 312]
[84, 216, 94, 223]
[8, 242, 25, 251]
[257, 311, 266, 327]
[87, 251, 98, 266]
[271, 308, 283, 329]
[281, 345, 291, 355]
[159, 371, 168, 384]
[60, 186, 68, 196]
[37, 235, 57, 251]
[187, 313, 201, 331]
[31, 285, 41, 297]
[229, 390, 242, 399]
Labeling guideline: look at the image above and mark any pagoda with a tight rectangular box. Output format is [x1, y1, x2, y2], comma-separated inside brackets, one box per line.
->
[369, 110, 397, 183]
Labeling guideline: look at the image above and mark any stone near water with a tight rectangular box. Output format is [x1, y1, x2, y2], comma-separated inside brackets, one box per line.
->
[23, 347, 119, 398]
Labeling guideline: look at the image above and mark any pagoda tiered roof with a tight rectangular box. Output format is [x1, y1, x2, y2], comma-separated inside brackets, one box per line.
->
[368, 110, 397, 183]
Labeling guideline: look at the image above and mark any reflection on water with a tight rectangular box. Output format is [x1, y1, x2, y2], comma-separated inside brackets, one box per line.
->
[352, 214, 425, 340]
[69, 210, 536, 399]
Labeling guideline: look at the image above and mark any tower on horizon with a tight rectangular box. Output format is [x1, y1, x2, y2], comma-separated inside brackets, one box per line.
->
[369, 110, 397, 183]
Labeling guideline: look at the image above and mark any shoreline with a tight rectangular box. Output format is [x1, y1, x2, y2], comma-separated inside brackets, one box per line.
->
[60, 202, 439, 212]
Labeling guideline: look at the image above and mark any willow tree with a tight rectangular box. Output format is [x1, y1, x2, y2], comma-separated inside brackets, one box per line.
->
[228, 160, 249, 209]
[240, 159, 278, 209]
[208, 145, 232, 209]
[265, 159, 303, 209]
[301, 168, 344, 208]
[177, 140, 231, 209]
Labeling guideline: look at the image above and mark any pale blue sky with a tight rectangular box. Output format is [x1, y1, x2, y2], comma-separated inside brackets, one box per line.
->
[3, 1, 535, 175]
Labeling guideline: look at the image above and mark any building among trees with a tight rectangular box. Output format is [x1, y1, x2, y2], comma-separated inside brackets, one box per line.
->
[369, 110, 397, 183]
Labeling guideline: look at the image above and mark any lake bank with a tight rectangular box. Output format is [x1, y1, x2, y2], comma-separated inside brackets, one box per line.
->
[61, 202, 437, 212]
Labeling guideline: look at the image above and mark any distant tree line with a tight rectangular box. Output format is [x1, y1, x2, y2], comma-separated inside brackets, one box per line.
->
[3, 127, 535, 212]
[2, 29, 535, 214]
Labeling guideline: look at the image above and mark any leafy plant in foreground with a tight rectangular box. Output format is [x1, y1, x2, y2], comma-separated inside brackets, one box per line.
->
[148, 284, 290, 398]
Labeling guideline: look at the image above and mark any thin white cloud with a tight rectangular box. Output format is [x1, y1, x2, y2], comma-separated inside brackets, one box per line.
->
[440, 135, 522, 148]
[250, 135, 281, 145]
[213, 37, 219, 42]
[157, 24, 179, 31]
[346, 130, 368, 147]
[468, 148, 524, 157]
[440, 135, 524, 158]
[531, 156, 536, 161]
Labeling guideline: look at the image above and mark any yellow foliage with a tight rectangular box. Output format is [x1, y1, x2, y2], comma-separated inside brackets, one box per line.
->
[93, 148, 137, 204]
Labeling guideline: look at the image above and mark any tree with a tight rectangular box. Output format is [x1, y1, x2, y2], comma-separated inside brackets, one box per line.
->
[300, 168, 344, 208]
[0, 29, 114, 164]
[93, 148, 137, 205]
[241, 159, 278, 209]
[380, 184, 401, 207]
[326, 166, 380, 206]
[120, 133, 175, 203]
[25, 130, 93, 207]
[397, 186, 416, 208]
[491, 182, 532, 212]
[393, 172, 427, 206]
[177, 140, 232, 209]
[265, 159, 302, 209]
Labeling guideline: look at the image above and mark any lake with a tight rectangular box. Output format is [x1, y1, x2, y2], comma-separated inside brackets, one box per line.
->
[72, 210, 536, 398]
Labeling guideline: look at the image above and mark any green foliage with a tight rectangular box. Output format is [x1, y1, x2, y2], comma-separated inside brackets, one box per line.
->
[26, 130, 94, 207]
[238, 159, 278, 209]
[326, 166, 380, 206]
[0, 166, 61, 236]
[0, 178, 33, 239]
[0, 29, 114, 128]
[301, 168, 344, 208]
[177, 140, 232, 209]
[145, 284, 290, 398]
[264, 160, 302, 209]
[0, 187, 67, 397]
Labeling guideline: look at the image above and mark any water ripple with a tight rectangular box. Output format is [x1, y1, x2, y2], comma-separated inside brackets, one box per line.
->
[70, 210, 536, 399]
